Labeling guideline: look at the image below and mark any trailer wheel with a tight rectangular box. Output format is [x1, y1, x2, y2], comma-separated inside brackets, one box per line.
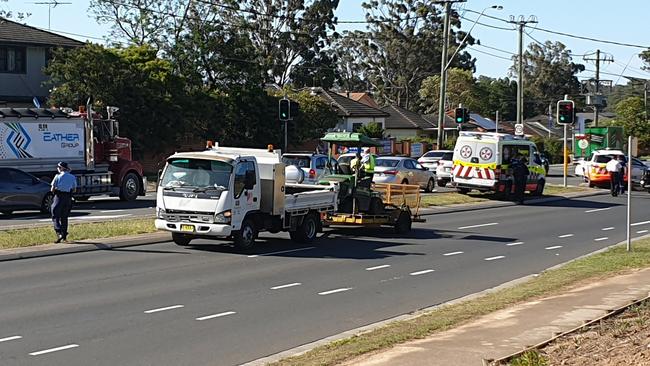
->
[40, 193, 54, 214]
[119, 172, 141, 201]
[394, 211, 412, 234]
[234, 219, 257, 250]
[172, 233, 192, 246]
[290, 212, 318, 243]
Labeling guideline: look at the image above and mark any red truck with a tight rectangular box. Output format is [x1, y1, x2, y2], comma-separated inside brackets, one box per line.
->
[0, 106, 146, 201]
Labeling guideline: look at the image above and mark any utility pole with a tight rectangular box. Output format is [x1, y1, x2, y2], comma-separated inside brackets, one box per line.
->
[508, 16, 537, 126]
[584, 49, 613, 126]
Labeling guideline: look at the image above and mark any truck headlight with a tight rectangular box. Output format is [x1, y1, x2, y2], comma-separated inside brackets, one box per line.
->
[214, 210, 232, 224]
[157, 207, 166, 219]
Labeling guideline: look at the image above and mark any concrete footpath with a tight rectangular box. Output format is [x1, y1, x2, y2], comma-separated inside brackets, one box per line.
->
[341, 267, 650, 366]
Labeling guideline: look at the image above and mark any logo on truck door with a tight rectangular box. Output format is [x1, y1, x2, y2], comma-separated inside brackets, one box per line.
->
[4, 123, 33, 159]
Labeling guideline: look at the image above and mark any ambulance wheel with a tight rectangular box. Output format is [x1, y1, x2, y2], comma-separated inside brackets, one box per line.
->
[458, 188, 470, 194]
[120, 172, 141, 201]
[234, 219, 257, 250]
[425, 179, 435, 193]
[500, 181, 512, 200]
[290, 212, 318, 243]
[172, 233, 192, 246]
[532, 179, 545, 196]
[394, 211, 412, 234]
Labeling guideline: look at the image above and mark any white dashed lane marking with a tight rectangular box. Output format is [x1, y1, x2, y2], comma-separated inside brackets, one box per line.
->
[442, 251, 464, 256]
[484, 256, 505, 261]
[558, 234, 574, 238]
[409, 269, 435, 276]
[506, 242, 524, 246]
[196, 311, 236, 321]
[594, 237, 609, 242]
[638, 230, 649, 234]
[632, 221, 650, 227]
[365, 265, 391, 271]
[585, 208, 611, 213]
[144, 305, 184, 314]
[0, 335, 22, 343]
[602, 227, 615, 231]
[318, 288, 352, 296]
[458, 222, 499, 230]
[29, 344, 79, 356]
[270, 283, 301, 290]
[545, 246, 563, 250]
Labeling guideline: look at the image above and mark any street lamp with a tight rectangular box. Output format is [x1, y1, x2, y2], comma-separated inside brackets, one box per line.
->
[445, 5, 503, 70]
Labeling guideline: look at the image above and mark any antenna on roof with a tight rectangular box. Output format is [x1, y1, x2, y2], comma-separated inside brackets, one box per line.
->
[27, 1, 71, 29]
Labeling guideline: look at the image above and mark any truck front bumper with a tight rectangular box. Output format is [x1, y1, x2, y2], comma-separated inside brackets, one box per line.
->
[155, 219, 232, 237]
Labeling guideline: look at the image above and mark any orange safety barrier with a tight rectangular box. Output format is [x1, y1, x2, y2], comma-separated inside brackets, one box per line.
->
[373, 183, 421, 216]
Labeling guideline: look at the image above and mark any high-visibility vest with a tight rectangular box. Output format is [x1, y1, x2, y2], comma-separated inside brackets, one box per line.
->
[363, 154, 375, 173]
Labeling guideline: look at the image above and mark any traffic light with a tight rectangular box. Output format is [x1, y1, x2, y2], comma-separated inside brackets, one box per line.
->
[556, 100, 575, 124]
[455, 108, 469, 123]
[279, 98, 290, 121]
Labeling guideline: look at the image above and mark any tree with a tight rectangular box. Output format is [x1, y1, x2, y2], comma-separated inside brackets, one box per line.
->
[613, 97, 650, 148]
[0, 0, 31, 20]
[510, 41, 584, 117]
[472, 76, 518, 121]
[641, 49, 650, 70]
[357, 122, 384, 139]
[419, 68, 476, 114]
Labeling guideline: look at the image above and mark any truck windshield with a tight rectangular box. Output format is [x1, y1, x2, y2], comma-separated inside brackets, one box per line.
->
[161, 158, 232, 190]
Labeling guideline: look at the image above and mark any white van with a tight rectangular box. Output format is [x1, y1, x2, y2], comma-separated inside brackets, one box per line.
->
[451, 132, 546, 197]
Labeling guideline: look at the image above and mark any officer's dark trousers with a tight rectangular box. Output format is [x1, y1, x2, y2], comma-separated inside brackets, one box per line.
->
[52, 192, 73, 237]
[513, 177, 527, 203]
[610, 172, 620, 196]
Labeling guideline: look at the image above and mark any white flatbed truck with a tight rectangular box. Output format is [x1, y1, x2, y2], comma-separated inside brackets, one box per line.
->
[155, 144, 337, 249]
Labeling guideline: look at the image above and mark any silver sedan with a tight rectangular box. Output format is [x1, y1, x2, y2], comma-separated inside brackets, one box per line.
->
[373, 157, 436, 192]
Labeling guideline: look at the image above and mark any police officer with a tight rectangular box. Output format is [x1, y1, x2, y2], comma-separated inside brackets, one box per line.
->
[511, 154, 529, 204]
[361, 147, 375, 175]
[51, 161, 77, 243]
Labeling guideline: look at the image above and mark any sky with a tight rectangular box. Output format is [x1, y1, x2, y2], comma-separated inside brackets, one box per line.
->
[3, 0, 649, 85]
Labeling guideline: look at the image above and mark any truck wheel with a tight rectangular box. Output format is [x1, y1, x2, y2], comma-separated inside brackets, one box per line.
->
[234, 219, 257, 250]
[458, 188, 470, 194]
[119, 172, 141, 201]
[290, 212, 318, 243]
[40, 193, 54, 214]
[532, 179, 545, 196]
[394, 211, 412, 234]
[425, 179, 435, 193]
[172, 233, 192, 246]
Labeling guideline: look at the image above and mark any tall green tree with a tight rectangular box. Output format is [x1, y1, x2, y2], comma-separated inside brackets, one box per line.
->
[419, 68, 476, 114]
[511, 41, 584, 117]
[613, 97, 650, 147]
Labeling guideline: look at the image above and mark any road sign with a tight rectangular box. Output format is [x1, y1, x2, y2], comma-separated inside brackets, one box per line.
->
[514, 123, 524, 136]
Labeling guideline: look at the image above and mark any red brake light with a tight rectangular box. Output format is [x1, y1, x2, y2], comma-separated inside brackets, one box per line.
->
[309, 169, 316, 178]
[384, 170, 398, 175]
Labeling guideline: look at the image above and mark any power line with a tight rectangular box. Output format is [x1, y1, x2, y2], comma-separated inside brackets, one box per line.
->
[467, 46, 511, 61]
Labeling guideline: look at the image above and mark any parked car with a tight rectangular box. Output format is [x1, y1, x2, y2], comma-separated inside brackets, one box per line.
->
[418, 150, 453, 174]
[434, 151, 454, 187]
[282, 153, 338, 184]
[372, 157, 435, 192]
[0, 168, 53, 216]
[575, 149, 648, 188]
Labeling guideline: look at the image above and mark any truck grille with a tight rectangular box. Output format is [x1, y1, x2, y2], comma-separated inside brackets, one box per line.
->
[162, 209, 214, 223]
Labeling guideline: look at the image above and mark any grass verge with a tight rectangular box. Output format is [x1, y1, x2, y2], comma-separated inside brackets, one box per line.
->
[420, 185, 590, 207]
[0, 218, 156, 250]
[268, 238, 650, 366]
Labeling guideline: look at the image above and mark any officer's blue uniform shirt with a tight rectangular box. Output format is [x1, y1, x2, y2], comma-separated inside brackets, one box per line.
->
[52, 171, 77, 192]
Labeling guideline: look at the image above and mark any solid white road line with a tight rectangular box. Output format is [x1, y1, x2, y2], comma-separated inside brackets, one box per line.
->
[558, 234, 574, 238]
[602, 227, 615, 231]
[196, 311, 236, 321]
[365, 265, 391, 271]
[144, 305, 184, 314]
[631, 221, 650, 227]
[484, 256, 505, 261]
[247, 247, 316, 258]
[29, 344, 79, 356]
[270, 283, 301, 290]
[457, 222, 499, 230]
[506, 242, 524, 246]
[585, 208, 611, 213]
[545, 246, 563, 250]
[594, 237, 609, 241]
[318, 288, 352, 296]
[409, 269, 435, 276]
[637, 230, 649, 234]
[0, 335, 22, 343]
[442, 251, 464, 256]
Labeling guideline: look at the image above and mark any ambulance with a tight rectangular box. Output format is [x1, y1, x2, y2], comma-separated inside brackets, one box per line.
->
[451, 132, 546, 197]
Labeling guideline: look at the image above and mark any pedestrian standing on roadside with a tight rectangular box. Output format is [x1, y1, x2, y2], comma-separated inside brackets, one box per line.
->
[511, 154, 529, 204]
[51, 162, 77, 243]
[605, 155, 622, 197]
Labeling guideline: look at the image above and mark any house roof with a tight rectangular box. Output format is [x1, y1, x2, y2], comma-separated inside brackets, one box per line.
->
[341, 92, 380, 108]
[309, 88, 389, 118]
[0, 17, 84, 47]
[381, 105, 434, 130]
[423, 113, 457, 129]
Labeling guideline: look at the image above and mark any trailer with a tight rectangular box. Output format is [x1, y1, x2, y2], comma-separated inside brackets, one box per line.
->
[155, 144, 338, 249]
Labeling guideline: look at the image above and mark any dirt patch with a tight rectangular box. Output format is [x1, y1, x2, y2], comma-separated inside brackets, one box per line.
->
[505, 299, 650, 365]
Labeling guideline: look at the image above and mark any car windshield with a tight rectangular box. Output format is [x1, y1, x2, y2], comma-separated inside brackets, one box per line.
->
[422, 151, 446, 158]
[161, 158, 232, 190]
[338, 155, 355, 165]
[441, 152, 453, 160]
[596, 155, 621, 164]
[282, 156, 311, 168]
[376, 159, 400, 167]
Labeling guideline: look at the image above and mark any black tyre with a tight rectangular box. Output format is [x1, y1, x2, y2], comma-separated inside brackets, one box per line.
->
[234, 219, 257, 250]
[119, 172, 141, 201]
[172, 233, 192, 246]
[425, 178, 435, 193]
[437, 179, 447, 188]
[290, 213, 319, 243]
[532, 179, 545, 196]
[499, 181, 512, 201]
[40, 193, 54, 214]
[458, 188, 470, 194]
[368, 197, 384, 215]
[587, 176, 595, 188]
[394, 211, 412, 234]
[401, 179, 408, 185]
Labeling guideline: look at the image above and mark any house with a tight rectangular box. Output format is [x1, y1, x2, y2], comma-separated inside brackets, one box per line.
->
[338, 91, 380, 109]
[381, 104, 435, 139]
[0, 17, 83, 106]
[309, 87, 389, 132]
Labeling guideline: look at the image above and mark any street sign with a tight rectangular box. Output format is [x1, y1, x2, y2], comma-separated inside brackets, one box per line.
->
[514, 123, 524, 136]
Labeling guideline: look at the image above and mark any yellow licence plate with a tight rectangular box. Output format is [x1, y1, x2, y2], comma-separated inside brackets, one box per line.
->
[180, 224, 195, 232]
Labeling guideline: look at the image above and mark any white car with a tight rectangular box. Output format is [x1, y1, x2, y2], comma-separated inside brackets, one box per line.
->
[434, 151, 454, 187]
[418, 150, 453, 174]
[574, 149, 649, 188]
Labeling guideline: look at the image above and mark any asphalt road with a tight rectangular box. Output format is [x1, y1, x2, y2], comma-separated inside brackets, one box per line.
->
[1, 193, 649, 366]
[0, 193, 156, 229]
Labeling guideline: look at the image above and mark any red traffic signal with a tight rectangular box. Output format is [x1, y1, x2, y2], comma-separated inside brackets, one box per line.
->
[556, 100, 575, 124]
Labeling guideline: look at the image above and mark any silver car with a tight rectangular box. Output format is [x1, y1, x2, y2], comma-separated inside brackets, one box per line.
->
[418, 150, 453, 174]
[373, 157, 436, 192]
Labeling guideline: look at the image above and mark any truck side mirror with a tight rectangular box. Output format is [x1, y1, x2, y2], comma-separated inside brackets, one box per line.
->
[244, 171, 256, 190]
